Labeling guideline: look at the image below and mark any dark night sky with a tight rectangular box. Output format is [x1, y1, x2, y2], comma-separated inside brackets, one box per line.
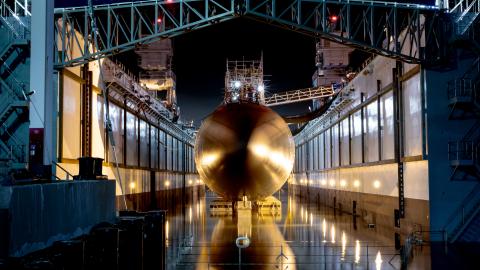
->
[172, 18, 316, 124]
[55, 0, 435, 125]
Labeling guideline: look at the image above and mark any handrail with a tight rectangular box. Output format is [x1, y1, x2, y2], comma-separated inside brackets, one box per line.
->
[443, 182, 480, 240]
[53, 161, 74, 180]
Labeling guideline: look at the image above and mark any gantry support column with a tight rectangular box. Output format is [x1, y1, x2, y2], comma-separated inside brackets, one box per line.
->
[29, 0, 56, 173]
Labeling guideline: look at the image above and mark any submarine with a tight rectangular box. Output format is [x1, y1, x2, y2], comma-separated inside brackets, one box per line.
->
[194, 58, 295, 202]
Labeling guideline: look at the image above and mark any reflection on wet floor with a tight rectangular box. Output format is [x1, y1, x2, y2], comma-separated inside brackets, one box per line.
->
[165, 189, 431, 269]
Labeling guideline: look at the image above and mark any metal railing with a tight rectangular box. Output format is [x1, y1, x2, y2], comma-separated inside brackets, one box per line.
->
[174, 241, 402, 270]
[0, 144, 26, 163]
[443, 183, 480, 242]
[53, 161, 74, 180]
[448, 140, 479, 162]
[102, 58, 173, 118]
[264, 85, 336, 107]
[0, 0, 30, 38]
[447, 78, 475, 100]
[449, 0, 480, 15]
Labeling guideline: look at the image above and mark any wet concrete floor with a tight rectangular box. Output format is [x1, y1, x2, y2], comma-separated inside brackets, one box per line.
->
[164, 188, 431, 270]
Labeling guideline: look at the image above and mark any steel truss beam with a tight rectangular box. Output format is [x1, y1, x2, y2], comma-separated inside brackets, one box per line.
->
[53, 0, 457, 67]
[54, 0, 237, 67]
[264, 85, 335, 106]
[245, 0, 445, 64]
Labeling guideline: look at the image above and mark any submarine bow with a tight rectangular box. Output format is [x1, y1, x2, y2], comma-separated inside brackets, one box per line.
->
[194, 102, 294, 201]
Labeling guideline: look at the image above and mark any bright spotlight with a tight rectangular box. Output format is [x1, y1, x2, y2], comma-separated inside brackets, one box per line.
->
[234, 81, 241, 88]
[257, 85, 265, 92]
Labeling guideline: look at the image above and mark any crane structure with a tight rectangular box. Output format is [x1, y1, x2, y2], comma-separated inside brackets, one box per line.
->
[51, 0, 471, 69]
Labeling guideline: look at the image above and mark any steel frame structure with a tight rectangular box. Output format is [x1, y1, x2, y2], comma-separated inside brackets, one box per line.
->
[54, 0, 238, 67]
[245, 0, 444, 64]
[264, 85, 335, 106]
[53, 0, 453, 68]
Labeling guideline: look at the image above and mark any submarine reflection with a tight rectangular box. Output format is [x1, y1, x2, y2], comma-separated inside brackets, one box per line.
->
[168, 191, 428, 270]
[194, 209, 296, 270]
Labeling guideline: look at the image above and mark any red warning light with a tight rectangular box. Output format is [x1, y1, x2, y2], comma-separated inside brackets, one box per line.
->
[330, 15, 338, 22]
[157, 18, 162, 23]
[167, 0, 174, 3]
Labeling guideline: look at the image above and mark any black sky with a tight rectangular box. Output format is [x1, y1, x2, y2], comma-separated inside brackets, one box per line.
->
[172, 18, 317, 124]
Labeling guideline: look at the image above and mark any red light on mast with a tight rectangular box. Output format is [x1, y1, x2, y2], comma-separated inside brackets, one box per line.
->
[330, 15, 338, 22]
[157, 18, 162, 23]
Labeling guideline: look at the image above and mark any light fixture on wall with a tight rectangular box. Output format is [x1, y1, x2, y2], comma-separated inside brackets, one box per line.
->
[353, 180, 360, 188]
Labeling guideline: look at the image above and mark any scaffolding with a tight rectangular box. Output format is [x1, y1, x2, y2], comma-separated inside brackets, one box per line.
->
[224, 58, 265, 104]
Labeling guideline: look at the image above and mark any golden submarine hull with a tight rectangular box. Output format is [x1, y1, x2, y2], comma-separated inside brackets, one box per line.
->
[194, 103, 295, 201]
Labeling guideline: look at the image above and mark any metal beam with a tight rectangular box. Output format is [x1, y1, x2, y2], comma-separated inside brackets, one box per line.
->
[50, 0, 478, 67]
[245, 0, 445, 64]
[53, 0, 237, 68]
[264, 85, 335, 106]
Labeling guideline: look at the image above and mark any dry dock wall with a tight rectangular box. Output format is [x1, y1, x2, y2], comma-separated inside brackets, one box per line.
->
[0, 180, 115, 257]
[292, 52, 430, 236]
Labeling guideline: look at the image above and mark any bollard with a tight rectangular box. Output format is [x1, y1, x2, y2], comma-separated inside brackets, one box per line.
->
[118, 215, 145, 270]
[52, 239, 85, 270]
[87, 226, 120, 269]
[144, 210, 167, 270]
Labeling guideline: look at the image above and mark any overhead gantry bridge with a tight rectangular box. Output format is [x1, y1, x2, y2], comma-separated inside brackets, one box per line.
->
[52, 0, 462, 68]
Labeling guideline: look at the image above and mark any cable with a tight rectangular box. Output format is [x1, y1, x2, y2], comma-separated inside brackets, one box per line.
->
[88, 0, 127, 211]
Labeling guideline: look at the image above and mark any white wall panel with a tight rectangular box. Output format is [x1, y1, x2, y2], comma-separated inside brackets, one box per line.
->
[380, 91, 395, 160]
[294, 163, 399, 198]
[150, 127, 158, 169]
[404, 160, 429, 200]
[178, 141, 184, 171]
[351, 111, 362, 164]
[340, 117, 350, 166]
[403, 73, 423, 156]
[173, 138, 178, 171]
[126, 112, 138, 166]
[108, 103, 124, 164]
[372, 57, 395, 92]
[62, 76, 81, 159]
[332, 124, 340, 167]
[308, 140, 314, 170]
[91, 93, 105, 159]
[159, 130, 166, 170]
[166, 134, 172, 170]
[325, 129, 331, 168]
[139, 120, 149, 167]
[365, 101, 379, 162]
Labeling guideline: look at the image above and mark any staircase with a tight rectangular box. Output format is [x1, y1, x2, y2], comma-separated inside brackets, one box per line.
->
[0, 0, 30, 176]
[444, 183, 480, 242]
[443, 0, 480, 243]
[450, 0, 480, 35]
[458, 208, 480, 241]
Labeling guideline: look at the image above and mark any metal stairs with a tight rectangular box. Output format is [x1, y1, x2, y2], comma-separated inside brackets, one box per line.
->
[0, 0, 30, 175]
[444, 183, 480, 242]
[458, 208, 480, 241]
[448, 141, 480, 181]
[450, 0, 480, 36]
[445, 2, 480, 241]
[0, 39, 27, 61]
